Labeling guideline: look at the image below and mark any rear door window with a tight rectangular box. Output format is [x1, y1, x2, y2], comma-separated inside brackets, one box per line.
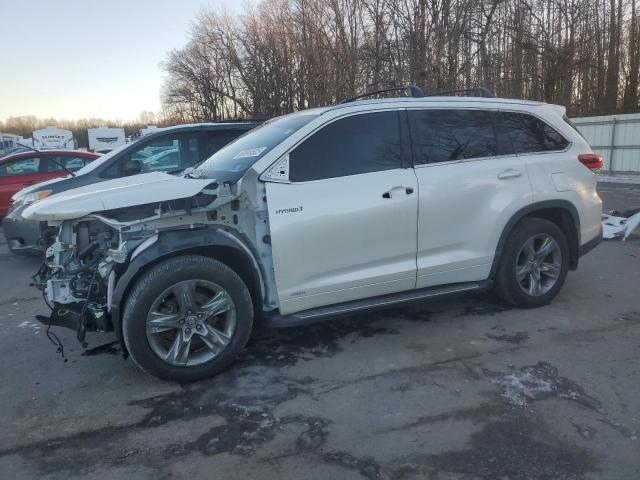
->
[496, 112, 569, 153]
[0, 157, 41, 176]
[45, 155, 90, 172]
[289, 111, 402, 182]
[408, 109, 497, 164]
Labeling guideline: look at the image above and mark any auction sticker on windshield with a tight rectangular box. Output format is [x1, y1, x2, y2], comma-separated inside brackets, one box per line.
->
[233, 147, 267, 159]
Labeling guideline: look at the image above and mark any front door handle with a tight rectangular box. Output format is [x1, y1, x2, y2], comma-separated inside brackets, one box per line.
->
[497, 169, 523, 180]
[382, 186, 414, 199]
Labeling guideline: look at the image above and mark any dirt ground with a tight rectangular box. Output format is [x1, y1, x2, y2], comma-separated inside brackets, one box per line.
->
[0, 182, 639, 480]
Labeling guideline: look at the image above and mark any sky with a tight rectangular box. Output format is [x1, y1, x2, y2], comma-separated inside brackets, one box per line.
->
[0, 0, 238, 122]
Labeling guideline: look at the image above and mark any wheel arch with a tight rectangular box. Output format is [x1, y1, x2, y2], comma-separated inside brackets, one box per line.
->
[489, 200, 580, 280]
[110, 229, 265, 354]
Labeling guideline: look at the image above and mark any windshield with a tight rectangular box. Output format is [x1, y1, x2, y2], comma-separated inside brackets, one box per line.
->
[196, 112, 320, 179]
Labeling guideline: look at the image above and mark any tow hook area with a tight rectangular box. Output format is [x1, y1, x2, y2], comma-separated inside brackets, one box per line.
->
[35, 303, 111, 344]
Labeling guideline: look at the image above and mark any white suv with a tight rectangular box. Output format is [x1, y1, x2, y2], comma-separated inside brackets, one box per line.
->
[25, 87, 603, 381]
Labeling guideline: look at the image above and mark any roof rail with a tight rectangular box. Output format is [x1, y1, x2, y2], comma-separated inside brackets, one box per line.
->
[424, 87, 494, 98]
[213, 118, 267, 123]
[341, 85, 424, 104]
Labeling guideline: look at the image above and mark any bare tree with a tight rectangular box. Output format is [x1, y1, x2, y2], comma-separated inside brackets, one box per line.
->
[160, 0, 640, 121]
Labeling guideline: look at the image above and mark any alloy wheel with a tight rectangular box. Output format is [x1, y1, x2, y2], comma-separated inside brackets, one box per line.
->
[145, 279, 237, 367]
[515, 233, 562, 297]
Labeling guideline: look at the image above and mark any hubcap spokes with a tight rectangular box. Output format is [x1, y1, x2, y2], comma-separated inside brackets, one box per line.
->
[146, 280, 236, 367]
[515, 234, 562, 297]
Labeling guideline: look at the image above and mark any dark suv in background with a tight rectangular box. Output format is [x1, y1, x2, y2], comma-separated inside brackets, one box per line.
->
[2, 122, 260, 254]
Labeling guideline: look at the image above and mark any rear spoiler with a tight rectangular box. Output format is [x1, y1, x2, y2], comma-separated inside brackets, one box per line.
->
[545, 103, 567, 119]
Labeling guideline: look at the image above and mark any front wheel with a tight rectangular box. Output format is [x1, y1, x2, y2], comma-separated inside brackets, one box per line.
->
[494, 218, 570, 308]
[122, 255, 253, 382]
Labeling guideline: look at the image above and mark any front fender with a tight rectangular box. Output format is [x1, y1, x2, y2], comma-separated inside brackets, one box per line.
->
[110, 228, 265, 353]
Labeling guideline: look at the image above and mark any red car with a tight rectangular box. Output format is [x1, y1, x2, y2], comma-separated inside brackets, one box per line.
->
[0, 150, 99, 219]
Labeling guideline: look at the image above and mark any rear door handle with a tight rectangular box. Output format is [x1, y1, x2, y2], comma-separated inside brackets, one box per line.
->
[497, 169, 523, 180]
[382, 186, 414, 199]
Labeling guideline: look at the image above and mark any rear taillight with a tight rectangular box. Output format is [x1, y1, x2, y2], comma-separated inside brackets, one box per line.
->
[578, 154, 603, 171]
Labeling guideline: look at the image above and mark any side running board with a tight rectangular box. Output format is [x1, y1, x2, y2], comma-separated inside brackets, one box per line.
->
[264, 280, 492, 328]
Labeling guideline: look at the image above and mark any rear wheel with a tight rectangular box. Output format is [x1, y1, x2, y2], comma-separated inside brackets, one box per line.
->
[123, 255, 253, 382]
[494, 218, 569, 308]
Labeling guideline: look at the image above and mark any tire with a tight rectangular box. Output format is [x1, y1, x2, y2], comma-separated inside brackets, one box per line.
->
[122, 255, 253, 382]
[494, 217, 570, 308]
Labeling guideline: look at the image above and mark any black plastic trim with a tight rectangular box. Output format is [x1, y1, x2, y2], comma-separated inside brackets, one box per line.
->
[424, 87, 494, 98]
[399, 110, 413, 169]
[263, 280, 492, 328]
[488, 200, 581, 279]
[341, 85, 424, 104]
[109, 228, 264, 351]
[579, 230, 603, 257]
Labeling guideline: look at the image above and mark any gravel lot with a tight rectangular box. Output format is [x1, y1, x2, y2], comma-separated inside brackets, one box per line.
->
[1, 182, 639, 480]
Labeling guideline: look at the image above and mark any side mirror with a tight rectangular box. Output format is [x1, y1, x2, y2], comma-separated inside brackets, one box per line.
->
[123, 159, 143, 176]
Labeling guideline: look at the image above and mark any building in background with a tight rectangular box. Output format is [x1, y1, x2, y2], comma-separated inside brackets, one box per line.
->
[571, 113, 640, 173]
[88, 126, 126, 153]
[17, 136, 33, 147]
[0, 134, 33, 156]
[1, 133, 20, 156]
[128, 125, 160, 142]
[32, 126, 75, 150]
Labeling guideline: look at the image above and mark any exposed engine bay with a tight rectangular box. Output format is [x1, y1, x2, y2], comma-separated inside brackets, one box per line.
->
[32, 178, 276, 346]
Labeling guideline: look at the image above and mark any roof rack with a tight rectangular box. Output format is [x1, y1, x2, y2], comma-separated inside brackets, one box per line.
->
[424, 87, 494, 98]
[213, 118, 267, 123]
[341, 85, 424, 104]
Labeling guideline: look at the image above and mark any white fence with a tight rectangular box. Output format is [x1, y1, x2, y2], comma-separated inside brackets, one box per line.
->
[571, 112, 640, 173]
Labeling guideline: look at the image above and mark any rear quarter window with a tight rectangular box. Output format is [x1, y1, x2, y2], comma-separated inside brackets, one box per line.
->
[498, 112, 569, 153]
[563, 115, 587, 141]
[0, 157, 41, 176]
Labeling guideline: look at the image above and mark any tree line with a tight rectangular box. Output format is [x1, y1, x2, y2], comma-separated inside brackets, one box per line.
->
[0, 112, 171, 149]
[161, 0, 640, 121]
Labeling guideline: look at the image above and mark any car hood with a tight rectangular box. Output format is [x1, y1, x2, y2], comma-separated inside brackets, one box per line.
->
[11, 176, 68, 201]
[23, 172, 214, 221]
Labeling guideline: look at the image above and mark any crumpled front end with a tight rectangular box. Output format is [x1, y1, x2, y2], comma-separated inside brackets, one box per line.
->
[30, 175, 278, 348]
[33, 217, 140, 342]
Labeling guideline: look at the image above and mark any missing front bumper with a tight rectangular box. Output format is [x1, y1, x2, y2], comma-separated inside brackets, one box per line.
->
[35, 303, 112, 343]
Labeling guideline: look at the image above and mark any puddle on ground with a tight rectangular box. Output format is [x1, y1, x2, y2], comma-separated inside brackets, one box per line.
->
[240, 317, 399, 367]
[485, 325, 529, 344]
[597, 418, 639, 440]
[81, 341, 121, 356]
[323, 450, 383, 480]
[572, 422, 597, 440]
[1, 366, 329, 474]
[398, 415, 596, 480]
[462, 302, 512, 316]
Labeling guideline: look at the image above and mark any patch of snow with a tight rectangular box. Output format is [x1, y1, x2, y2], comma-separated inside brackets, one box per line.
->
[17, 320, 41, 334]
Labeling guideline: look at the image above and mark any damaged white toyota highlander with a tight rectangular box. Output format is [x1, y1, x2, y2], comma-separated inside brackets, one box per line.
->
[24, 87, 603, 381]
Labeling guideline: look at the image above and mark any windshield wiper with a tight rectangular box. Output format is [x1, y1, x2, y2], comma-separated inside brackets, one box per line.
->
[179, 161, 206, 178]
[50, 158, 76, 177]
[13, 145, 77, 177]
